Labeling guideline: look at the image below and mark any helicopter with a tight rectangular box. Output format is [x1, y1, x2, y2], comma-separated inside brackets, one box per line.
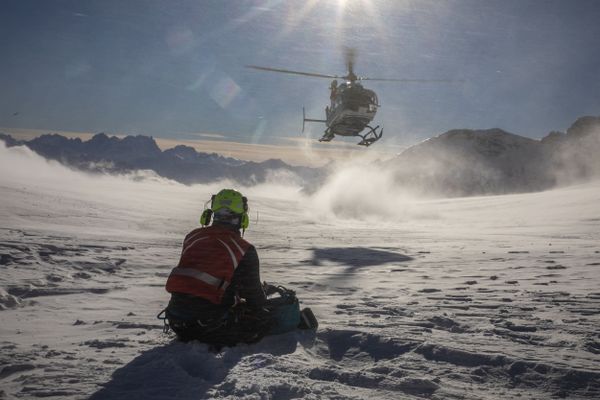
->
[247, 49, 456, 146]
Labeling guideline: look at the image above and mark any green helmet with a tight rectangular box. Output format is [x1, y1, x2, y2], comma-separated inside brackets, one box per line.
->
[211, 189, 247, 215]
[200, 189, 249, 229]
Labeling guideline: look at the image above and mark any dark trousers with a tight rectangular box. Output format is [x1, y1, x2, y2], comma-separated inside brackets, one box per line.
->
[167, 302, 276, 349]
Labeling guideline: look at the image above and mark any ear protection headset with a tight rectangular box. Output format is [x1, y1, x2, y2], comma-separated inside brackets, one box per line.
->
[200, 194, 249, 230]
[199, 197, 214, 227]
[240, 197, 249, 230]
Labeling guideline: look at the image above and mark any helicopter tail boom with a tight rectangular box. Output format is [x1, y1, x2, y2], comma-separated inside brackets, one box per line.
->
[302, 107, 326, 133]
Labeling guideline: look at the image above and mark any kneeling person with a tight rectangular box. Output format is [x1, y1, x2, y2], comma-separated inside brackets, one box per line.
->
[164, 189, 315, 348]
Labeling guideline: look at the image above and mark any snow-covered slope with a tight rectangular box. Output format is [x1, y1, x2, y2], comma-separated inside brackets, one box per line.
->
[1, 141, 600, 399]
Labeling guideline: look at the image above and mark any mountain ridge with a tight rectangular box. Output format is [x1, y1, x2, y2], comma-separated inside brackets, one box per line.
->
[0, 132, 322, 186]
[385, 115, 600, 196]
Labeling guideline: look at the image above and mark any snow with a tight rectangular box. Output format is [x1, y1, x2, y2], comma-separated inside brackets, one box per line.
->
[1, 141, 600, 399]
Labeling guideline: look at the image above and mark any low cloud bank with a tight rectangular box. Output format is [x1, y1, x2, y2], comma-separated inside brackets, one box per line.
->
[0, 141, 423, 227]
[0, 141, 188, 201]
[0, 142, 304, 230]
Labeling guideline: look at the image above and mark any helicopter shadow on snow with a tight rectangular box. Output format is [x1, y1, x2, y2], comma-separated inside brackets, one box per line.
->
[89, 331, 316, 400]
[310, 246, 414, 269]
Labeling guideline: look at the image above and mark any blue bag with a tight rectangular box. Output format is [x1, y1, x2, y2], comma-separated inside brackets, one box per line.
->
[265, 286, 301, 335]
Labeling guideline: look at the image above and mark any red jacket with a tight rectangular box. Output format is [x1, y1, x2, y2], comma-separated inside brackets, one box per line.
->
[166, 225, 252, 304]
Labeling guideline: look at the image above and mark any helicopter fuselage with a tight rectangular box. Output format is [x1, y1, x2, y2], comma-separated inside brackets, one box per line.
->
[326, 83, 378, 136]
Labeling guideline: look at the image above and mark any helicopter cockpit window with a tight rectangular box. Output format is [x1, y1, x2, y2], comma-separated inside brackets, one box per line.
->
[340, 87, 372, 111]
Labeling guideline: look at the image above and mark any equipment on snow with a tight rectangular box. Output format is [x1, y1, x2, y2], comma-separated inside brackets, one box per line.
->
[157, 284, 317, 348]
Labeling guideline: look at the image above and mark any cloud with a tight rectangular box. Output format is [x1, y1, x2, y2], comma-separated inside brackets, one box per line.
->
[0, 142, 205, 233]
[184, 132, 228, 139]
[0, 141, 305, 236]
[0, 135, 425, 229]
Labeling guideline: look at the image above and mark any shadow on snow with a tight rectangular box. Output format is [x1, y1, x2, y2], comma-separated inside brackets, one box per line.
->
[90, 331, 315, 400]
[311, 247, 413, 268]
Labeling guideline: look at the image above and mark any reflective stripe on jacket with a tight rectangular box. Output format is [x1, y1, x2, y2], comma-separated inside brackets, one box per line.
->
[166, 225, 251, 304]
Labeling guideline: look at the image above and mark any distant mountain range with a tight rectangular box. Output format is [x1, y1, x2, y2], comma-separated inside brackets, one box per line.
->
[1, 115, 599, 196]
[0, 132, 323, 186]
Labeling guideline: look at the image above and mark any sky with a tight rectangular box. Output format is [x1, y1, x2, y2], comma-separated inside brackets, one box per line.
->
[1, 0, 599, 162]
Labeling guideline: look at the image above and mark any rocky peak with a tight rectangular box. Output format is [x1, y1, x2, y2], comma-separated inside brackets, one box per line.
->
[0, 133, 21, 147]
[163, 145, 198, 160]
[541, 130, 566, 145]
[566, 116, 600, 139]
[83, 133, 161, 160]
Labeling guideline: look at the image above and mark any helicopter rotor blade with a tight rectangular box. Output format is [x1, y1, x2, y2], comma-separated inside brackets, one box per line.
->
[359, 77, 465, 83]
[245, 65, 338, 80]
[344, 47, 356, 77]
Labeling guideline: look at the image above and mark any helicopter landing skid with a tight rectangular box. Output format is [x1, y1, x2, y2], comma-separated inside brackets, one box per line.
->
[357, 125, 383, 146]
[318, 129, 335, 142]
